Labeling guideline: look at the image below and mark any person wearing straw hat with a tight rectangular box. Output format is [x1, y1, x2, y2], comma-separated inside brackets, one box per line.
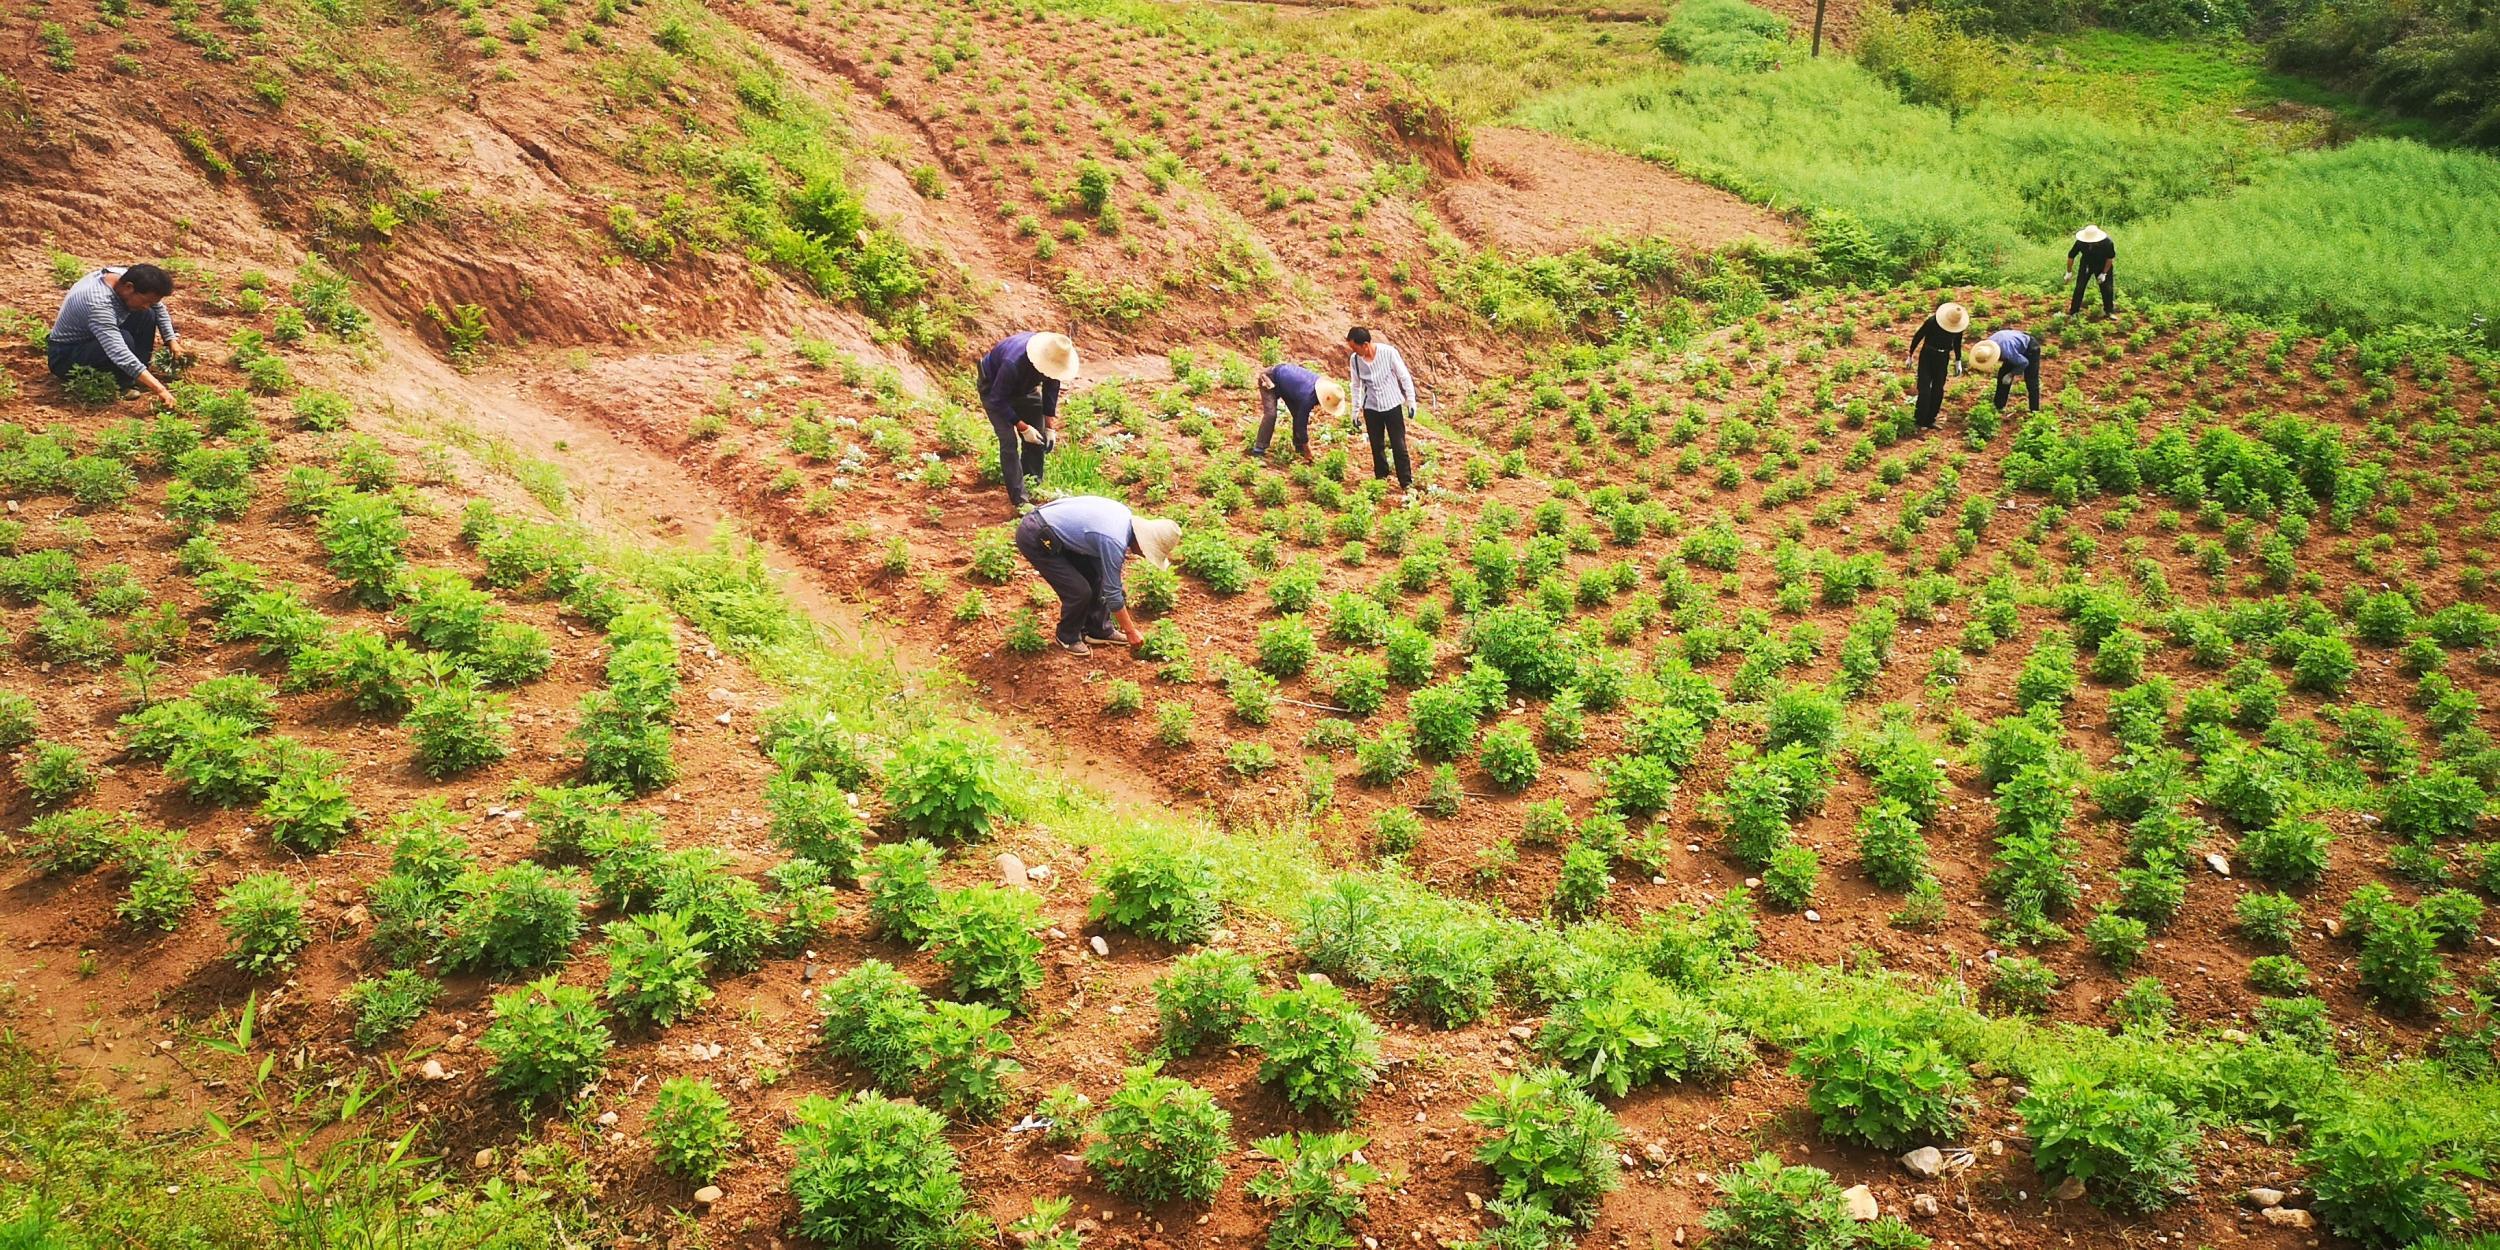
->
[1970, 328, 2041, 415]
[1251, 362, 1347, 461]
[1014, 494, 1182, 656]
[2065, 225, 2116, 317]
[1906, 301, 1968, 434]
[976, 330, 1081, 514]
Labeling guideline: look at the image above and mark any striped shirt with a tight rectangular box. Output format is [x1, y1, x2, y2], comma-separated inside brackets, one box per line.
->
[51, 268, 178, 378]
[1347, 341, 1415, 412]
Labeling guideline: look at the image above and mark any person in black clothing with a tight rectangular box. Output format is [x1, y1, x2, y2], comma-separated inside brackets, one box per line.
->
[2066, 225, 2116, 316]
[1907, 301, 1967, 433]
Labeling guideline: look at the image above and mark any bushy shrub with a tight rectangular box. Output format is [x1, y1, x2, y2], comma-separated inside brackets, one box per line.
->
[1387, 921, 1501, 1028]
[18, 740, 94, 809]
[408, 668, 511, 777]
[648, 1076, 741, 1182]
[1248, 1130, 1384, 1250]
[481, 977, 612, 1108]
[2301, 1114, 2477, 1249]
[259, 756, 360, 853]
[2358, 906, 2449, 1011]
[927, 884, 1044, 1009]
[1086, 1065, 1234, 1203]
[1791, 1023, 1967, 1150]
[1465, 1067, 1622, 1220]
[25, 808, 127, 875]
[216, 871, 311, 975]
[2085, 909, 2151, 970]
[1408, 683, 1480, 761]
[786, 1091, 989, 1248]
[2234, 891, 2304, 948]
[1244, 981, 1383, 1122]
[1464, 605, 1578, 697]
[864, 839, 945, 945]
[2240, 816, 2333, 887]
[1478, 721, 1543, 791]
[1536, 971, 1751, 1097]
[818, 960, 933, 1091]
[2019, 1073, 2198, 1212]
[1256, 615, 1319, 678]
[602, 910, 714, 1028]
[1706, 1154, 1906, 1250]
[767, 773, 867, 880]
[1764, 683, 1844, 753]
[1988, 956, 2058, 1014]
[1856, 798, 1929, 890]
[2383, 765, 2486, 840]
[1090, 844, 1221, 944]
[343, 968, 440, 1048]
[440, 863, 585, 975]
[884, 730, 1010, 842]
[1156, 949, 1262, 1055]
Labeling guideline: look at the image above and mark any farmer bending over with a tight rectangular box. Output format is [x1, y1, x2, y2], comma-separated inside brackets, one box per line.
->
[977, 330, 1079, 515]
[49, 263, 183, 406]
[1970, 328, 2041, 414]
[2065, 225, 2116, 317]
[1906, 301, 1967, 434]
[1345, 326, 1416, 493]
[1015, 494, 1181, 657]
[1251, 362, 1347, 461]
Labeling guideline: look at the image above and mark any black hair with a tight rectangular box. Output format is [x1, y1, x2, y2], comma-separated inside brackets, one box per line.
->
[1345, 326, 1371, 345]
[119, 264, 175, 297]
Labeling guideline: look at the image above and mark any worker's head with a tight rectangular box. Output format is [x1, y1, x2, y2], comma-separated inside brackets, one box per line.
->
[1131, 517, 1181, 569]
[1345, 326, 1375, 361]
[1934, 302, 1968, 334]
[2076, 225, 2107, 244]
[1315, 379, 1349, 419]
[114, 264, 175, 310]
[1024, 332, 1081, 383]
[1969, 339, 2002, 371]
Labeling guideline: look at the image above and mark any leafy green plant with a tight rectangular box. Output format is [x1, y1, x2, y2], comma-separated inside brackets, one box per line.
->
[2300, 1113, 2478, 1249]
[1465, 1067, 1622, 1221]
[785, 1091, 989, 1249]
[1479, 721, 1542, 791]
[767, 773, 867, 880]
[1257, 615, 1320, 677]
[601, 910, 714, 1028]
[1989, 956, 2058, 1014]
[480, 977, 612, 1109]
[342, 968, 441, 1048]
[1249, 1131, 1384, 1250]
[884, 730, 1010, 842]
[1157, 949, 1263, 1056]
[926, 884, 1044, 1010]
[113, 830, 196, 931]
[2019, 1072, 2198, 1212]
[1245, 982, 1383, 1123]
[2358, 906, 2450, 1011]
[0, 690, 37, 749]
[440, 863, 585, 975]
[2234, 891, 2304, 948]
[1090, 843, 1221, 944]
[1536, 970, 1751, 1098]
[258, 755, 360, 853]
[648, 1076, 742, 1182]
[864, 839, 945, 945]
[1086, 1063, 1234, 1203]
[216, 871, 311, 975]
[818, 960, 934, 1092]
[1706, 1154, 1876, 1250]
[1791, 1022, 1967, 1150]
[18, 740, 95, 808]
[25, 808, 127, 875]
[407, 667, 511, 777]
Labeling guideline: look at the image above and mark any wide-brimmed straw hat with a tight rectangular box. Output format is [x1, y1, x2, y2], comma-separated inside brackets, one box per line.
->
[1935, 302, 1969, 334]
[1133, 517, 1181, 568]
[1024, 332, 1081, 383]
[2076, 225, 2107, 244]
[1970, 339, 2002, 370]
[1315, 379, 1348, 419]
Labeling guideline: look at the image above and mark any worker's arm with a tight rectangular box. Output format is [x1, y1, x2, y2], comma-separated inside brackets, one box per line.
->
[1114, 606, 1143, 648]
[1392, 348, 1417, 412]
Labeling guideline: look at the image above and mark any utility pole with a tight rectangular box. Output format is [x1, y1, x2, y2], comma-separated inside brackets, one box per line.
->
[1811, 0, 1828, 55]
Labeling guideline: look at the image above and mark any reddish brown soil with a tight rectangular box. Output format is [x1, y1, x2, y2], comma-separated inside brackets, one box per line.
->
[1437, 127, 1797, 255]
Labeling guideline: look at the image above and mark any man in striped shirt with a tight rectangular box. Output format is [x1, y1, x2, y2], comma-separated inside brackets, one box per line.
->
[1345, 326, 1416, 493]
[49, 264, 183, 406]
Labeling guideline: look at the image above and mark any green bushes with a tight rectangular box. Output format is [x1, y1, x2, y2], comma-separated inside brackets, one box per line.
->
[601, 911, 713, 1027]
[884, 730, 1010, 842]
[440, 863, 585, 975]
[408, 668, 510, 777]
[481, 977, 612, 1108]
[1536, 971, 1750, 1097]
[1245, 982, 1383, 1122]
[786, 1092, 989, 1249]
[1249, 1130, 1384, 1250]
[1090, 843, 1221, 944]
[2300, 1112, 2479, 1248]
[648, 1077, 741, 1182]
[1792, 1023, 1966, 1150]
[2019, 1072, 2198, 1212]
[1658, 0, 1792, 71]
[1706, 1154, 1924, 1250]
[1157, 949, 1263, 1055]
[216, 872, 311, 975]
[927, 884, 1044, 1009]
[1465, 1068, 1622, 1221]
[1086, 1064, 1234, 1203]
[344, 968, 440, 1048]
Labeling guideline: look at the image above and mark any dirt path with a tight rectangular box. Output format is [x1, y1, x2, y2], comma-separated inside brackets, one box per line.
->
[1436, 126, 1796, 254]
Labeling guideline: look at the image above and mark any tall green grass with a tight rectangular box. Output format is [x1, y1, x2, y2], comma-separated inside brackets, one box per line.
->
[2063, 139, 2500, 342]
[1519, 58, 2258, 273]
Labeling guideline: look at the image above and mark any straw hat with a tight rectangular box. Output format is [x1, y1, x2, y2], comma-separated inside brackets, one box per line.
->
[1970, 339, 2002, 370]
[1024, 332, 1081, 382]
[1935, 302, 1969, 334]
[1315, 378, 1349, 419]
[2076, 225, 2107, 244]
[1133, 517, 1181, 568]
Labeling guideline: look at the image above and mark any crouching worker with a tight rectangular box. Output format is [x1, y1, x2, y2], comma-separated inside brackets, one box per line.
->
[977, 330, 1081, 515]
[49, 263, 182, 406]
[1014, 495, 1181, 656]
[1970, 328, 2041, 414]
[1252, 363, 1348, 461]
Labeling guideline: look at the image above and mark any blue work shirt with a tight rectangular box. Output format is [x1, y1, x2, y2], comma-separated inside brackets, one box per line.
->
[1035, 495, 1136, 611]
[978, 332, 1061, 427]
[1987, 330, 2037, 373]
[1267, 363, 1321, 418]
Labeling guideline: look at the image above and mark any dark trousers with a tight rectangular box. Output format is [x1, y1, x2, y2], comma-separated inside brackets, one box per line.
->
[1913, 352, 1951, 429]
[1253, 374, 1308, 458]
[47, 316, 158, 386]
[1994, 359, 2041, 412]
[1014, 512, 1110, 645]
[990, 392, 1049, 508]
[2070, 268, 2113, 315]
[1362, 405, 1411, 487]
